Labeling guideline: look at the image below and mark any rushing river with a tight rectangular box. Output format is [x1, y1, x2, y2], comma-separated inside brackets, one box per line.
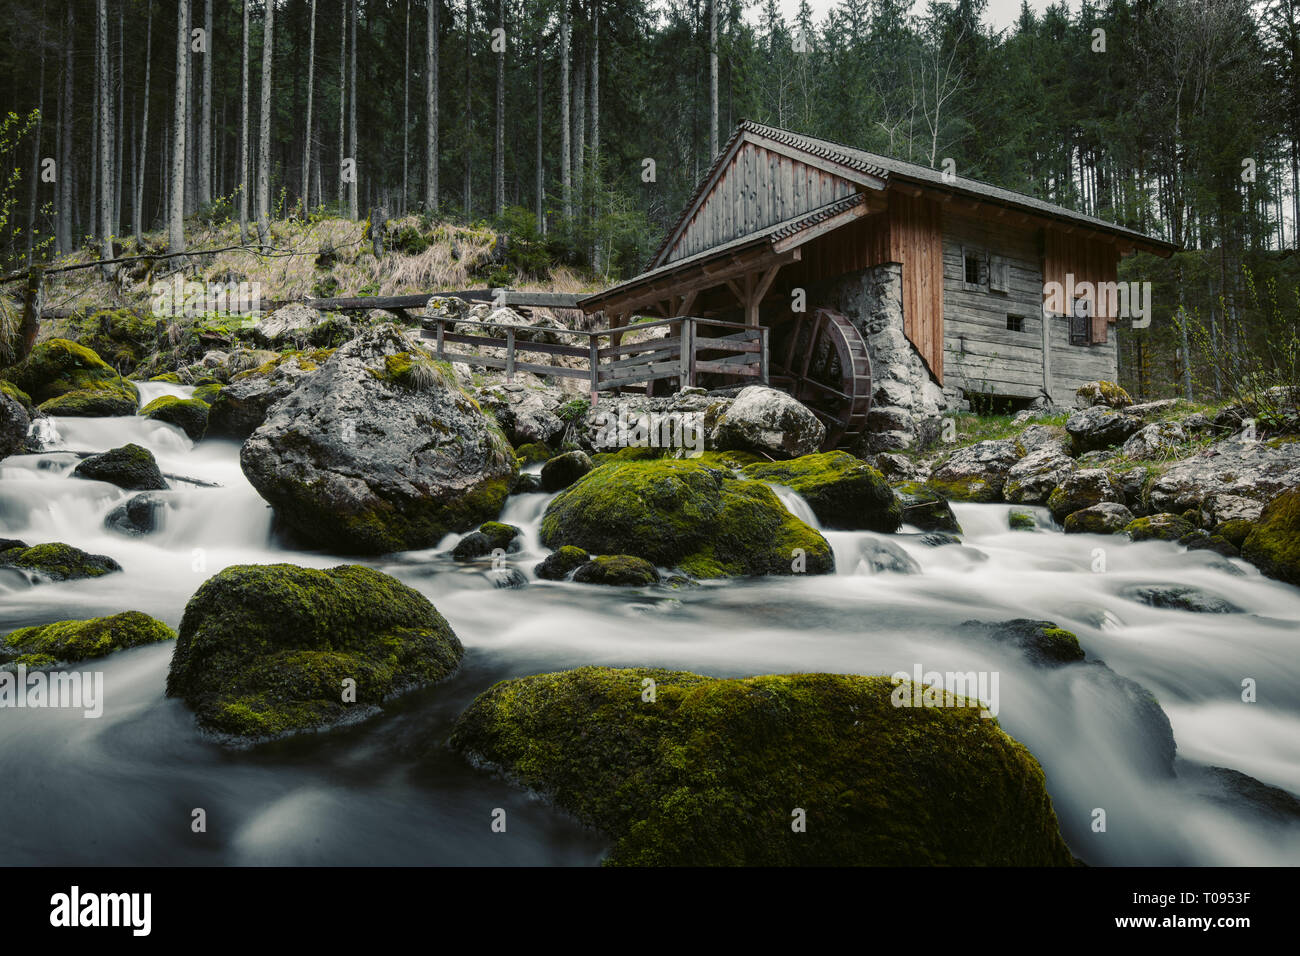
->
[2, 382, 1298, 866]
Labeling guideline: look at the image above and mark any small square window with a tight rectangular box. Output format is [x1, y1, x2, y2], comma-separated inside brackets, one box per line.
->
[1007, 314, 1024, 332]
[964, 255, 981, 285]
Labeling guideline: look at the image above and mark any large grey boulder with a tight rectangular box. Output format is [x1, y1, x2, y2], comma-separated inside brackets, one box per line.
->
[1121, 421, 1186, 459]
[240, 325, 518, 554]
[475, 381, 566, 447]
[253, 303, 325, 346]
[1065, 405, 1144, 453]
[206, 352, 321, 439]
[1047, 468, 1123, 522]
[926, 439, 1022, 502]
[707, 385, 825, 459]
[0, 389, 30, 459]
[1004, 441, 1076, 505]
[1148, 438, 1300, 514]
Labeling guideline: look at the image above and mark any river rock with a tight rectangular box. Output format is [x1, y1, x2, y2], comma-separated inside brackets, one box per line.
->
[963, 619, 1085, 666]
[1, 339, 139, 417]
[1004, 443, 1076, 504]
[450, 667, 1075, 865]
[104, 492, 170, 536]
[205, 351, 325, 439]
[926, 439, 1022, 502]
[1065, 405, 1144, 453]
[853, 537, 920, 574]
[1, 611, 174, 668]
[240, 325, 517, 554]
[540, 450, 593, 491]
[0, 387, 30, 459]
[1048, 468, 1123, 521]
[1241, 488, 1300, 587]
[1147, 438, 1300, 514]
[1121, 421, 1186, 459]
[707, 385, 825, 459]
[892, 482, 961, 533]
[1075, 380, 1133, 408]
[252, 303, 326, 346]
[166, 563, 464, 740]
[740, 451, 901, 532]
[1125, 513, 1195, 542]
[72, 443, 167, 491]
[1063, 502, 1134, 534]
[140, 395, 209, 441]
[538, 457, 833, 578]
[572, 555, 661, 586]
[1122, 584, 1242, 614]
[535, 545, 589, 580]
[1199, 492, 1265, 526]
[475, 382, 566, 448]
[0, 542, 122, 582]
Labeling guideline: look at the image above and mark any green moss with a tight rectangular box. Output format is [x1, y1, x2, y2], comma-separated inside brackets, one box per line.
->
[192, 383, 224, 405]
[539, 458, 833, 578]
[1, 611, 175, 665]
[149, 372, 183, 384]
[589, 446, 669, 466]
[1211, 518, 1254, 548]
[72, 443, 167, 490]
[2, 338, 138, 413]
[450, 667, 1074, 866]
[925, 473, 1000, 504]
[0, 542, 122, 581]
[1125, 514, 1196, 542]
[1009, 510, 1036, 530]
[166, 564, 464, 740]
[535, 545, 591, 580]
[572, 555, 661, 586]
[1241, 489, 1300, 587]
[141, 395, 209, 441]
[1064, 506, 1129, 534]
[369, 351, 456, 392]
[0, 379, 35, 413]
[514, 442, 553, 465]
[741, 452, 901, 532]
[477, 521, 521, 551]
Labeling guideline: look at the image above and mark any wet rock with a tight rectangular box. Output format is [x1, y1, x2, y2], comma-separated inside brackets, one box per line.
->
[1241, 488, 1300, 587]
[450, 667, 1075, 866]
[1063, 502, 1134, 534]
[1121, 421, 1186, 459]
[166, 563, 463, 740]
[140, 395, 209, 441]
[476, 382, 566, 448]
[72, 443, 168, 491]
[926, 439, 1022, 502]
[453, 521, 522, 559]
[205, 352, 323, 440]
[963, 618, 1085, 666]
[572, 555, 661, 586]
[1125, 513, 1196, 542]
[511, 472, 542, 494]
[1008, 510, 1037, 530]
[707, 385, 826, 459]
[240, 326, 517, 554]
[1048, 468, 1123, 521]
[919, 531, 962, 547]
[1004, 443, 1076, 504]
[1122, 584, 1242, 614]
[540, 450, 593, 492]
[104, 492, 169, 536]
[1065, 405, 1144, 453]
[741, 452, 901, 532]
[853, 537, 920, 575]
[489, 567, 529, 589]
[1181, 764, 1300, 824]
[1182, 533, 1239, 558]
[539, 457, 833, 578]
[1, 610, 174, 668]
[535, 545, 589, 580]
[0, 542, 122, 582]
[893, 482, 961, 533]
[0, 387, 30, 459]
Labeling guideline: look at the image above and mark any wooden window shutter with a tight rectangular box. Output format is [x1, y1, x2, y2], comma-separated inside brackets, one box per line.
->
[989, 255, 1010, 293]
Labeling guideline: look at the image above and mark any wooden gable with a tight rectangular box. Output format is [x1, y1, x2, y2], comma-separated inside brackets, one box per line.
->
[656, 133, 886, 267]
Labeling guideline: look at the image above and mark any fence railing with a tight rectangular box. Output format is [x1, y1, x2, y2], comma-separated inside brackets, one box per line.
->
[420, 314, 769, 395]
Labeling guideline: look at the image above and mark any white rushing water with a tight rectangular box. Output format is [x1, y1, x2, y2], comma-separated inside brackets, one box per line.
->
[1, 408, 1298, 866]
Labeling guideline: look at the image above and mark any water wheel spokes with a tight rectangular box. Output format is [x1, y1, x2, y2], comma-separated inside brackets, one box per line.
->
[767, 307, 873, 450]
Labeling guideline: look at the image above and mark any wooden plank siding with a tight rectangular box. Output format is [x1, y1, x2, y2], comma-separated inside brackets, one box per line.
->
[1042, 229, 1122, 343]
[888, 192, 944, 383]
[665, 143, 858, 264]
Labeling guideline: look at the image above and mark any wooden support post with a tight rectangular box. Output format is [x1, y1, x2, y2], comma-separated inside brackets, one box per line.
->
[589, 338, 600, 405]
[759, 326, 769, 384]
[679, 317, 694, 388]
[505, 328, 515, 381]
[435, 320, 445, 359]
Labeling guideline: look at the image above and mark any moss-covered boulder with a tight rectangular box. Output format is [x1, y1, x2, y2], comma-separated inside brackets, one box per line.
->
[1063, 502, 1134, 534]
[240, 326, 517, 554]
[539, 458, 833, 578]
[1211, 518, 1254, 548]
[451, 522, 522, 560]
[72, 443, 167, 491]
[514, 442, 553, 466]
[0, 542, 122, 581]
[535, 545, 589, 581]
[572, 555, 661, 586]
[893, 481, 962, 533]
[1075, 380, 1133, 409]
[1, 339, 138, 417]
[1122, 584, 1242, 614]
[1241, 489, 1300, 587]
[141, 395, 209, 441]
[1008, 510, 1037, 530]
[1048, 468, 1123, 522]
[739, 451, 901, 532]
[191, 383, 224, 406]
[964, 619, 1085, 666]
[1125, 513, 1196, 542]
[451, 667, 1074, 866]
[540, 449, 593, 492]
[1, 611, 174, 667]
[165, 564, 464, 740]
[64, 307, 160, 372]
[925, 440, 1022, 502]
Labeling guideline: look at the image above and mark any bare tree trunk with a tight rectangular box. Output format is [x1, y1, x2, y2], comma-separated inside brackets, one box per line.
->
[198, 0, 212, 206]
[90, 13, 99, 246]
[169, 0, 188, 253]
[347, 0, 358, 220]
[256, 0, 273, 245]
[589, 1, 600, 270]
[493, 0, 504, 216]
[97, 0, 113, 273]
[238, 0, 249, 238]
[708, 0, 717, 158]
[573, 21, 585, 218]
[134, 0, 152, 245]
[57, 1, 73, 255]
[559, 0, 570, 222]
[338, 0, 346, 208]
[426, 0, 439, 211]
[184, 0, 195, 216]
[535, 21, 543, 232]
[463, 0, 472, 217]
[113, 3, 123, 236]
[303, 0, 316, 216]
[401, 0, 408, 215]
[26, 7, 46, 266]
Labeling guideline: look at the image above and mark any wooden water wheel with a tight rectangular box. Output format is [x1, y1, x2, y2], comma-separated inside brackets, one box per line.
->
[767, 307, 873, 450]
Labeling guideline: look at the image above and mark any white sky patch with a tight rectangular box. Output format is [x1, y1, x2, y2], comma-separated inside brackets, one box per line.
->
[767, 0, 1060, 32]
